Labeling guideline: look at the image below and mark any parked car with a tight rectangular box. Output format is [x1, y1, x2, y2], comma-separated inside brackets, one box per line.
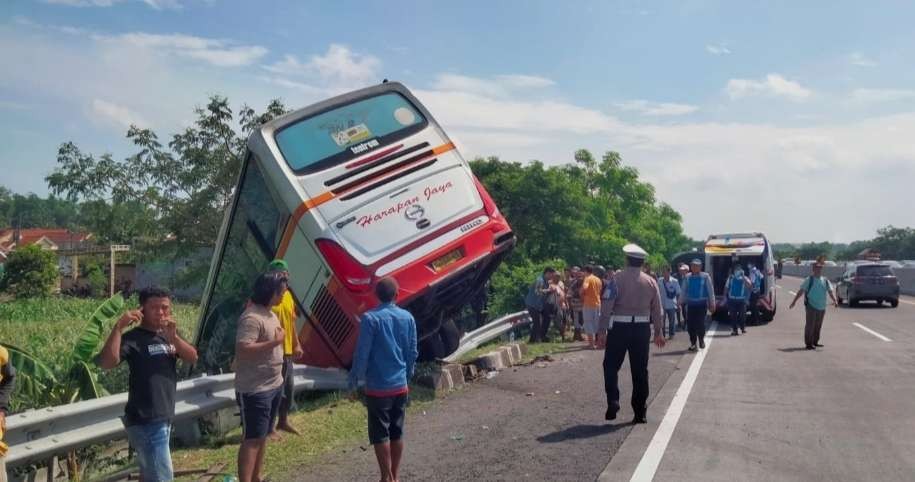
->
[835, 263, 900, 308]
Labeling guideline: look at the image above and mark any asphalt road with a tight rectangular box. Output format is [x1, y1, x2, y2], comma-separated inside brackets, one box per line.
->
[294, 331, 693, 481]
[604, 276, 915, 481]
[292, 278, 915, 481]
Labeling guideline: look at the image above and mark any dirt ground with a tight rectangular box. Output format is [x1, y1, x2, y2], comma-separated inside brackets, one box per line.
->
[291, 334, 691, 482]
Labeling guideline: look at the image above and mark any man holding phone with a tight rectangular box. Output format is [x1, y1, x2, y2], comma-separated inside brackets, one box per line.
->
[98, 287, 198, 482]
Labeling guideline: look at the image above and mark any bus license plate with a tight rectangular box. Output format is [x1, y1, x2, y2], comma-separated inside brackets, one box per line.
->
[431, 249, 463, 272]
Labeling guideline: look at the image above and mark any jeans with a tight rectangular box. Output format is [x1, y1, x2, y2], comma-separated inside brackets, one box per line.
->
[728, 299, 748, 332]
[664, 309, 677, 337]
[686, 304, 708, 346]
[125, 421, 173, 482]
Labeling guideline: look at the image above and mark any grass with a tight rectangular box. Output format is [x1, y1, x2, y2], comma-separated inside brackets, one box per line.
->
[170, 385, 438, 480]
[0, 295, 200, 409]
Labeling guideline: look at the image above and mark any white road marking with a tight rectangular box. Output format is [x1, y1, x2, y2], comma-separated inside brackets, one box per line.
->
[853, 322, 893, 342]
[629, 321, 719, 482]
[898, 299, 915, 307]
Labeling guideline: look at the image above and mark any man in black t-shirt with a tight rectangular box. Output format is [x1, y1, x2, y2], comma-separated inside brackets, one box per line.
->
[98, 287, 198, 482]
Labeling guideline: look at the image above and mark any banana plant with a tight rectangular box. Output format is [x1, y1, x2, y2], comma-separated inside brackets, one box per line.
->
[7, 293, 125, 406]
[6, 293, 126, 481]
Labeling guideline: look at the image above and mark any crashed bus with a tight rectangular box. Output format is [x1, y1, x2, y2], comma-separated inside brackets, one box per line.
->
[193, 82, 515, 372]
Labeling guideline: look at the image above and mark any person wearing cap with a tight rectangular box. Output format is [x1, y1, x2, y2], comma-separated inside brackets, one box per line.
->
[725, 266, 753, 336]
[676, 264, 689, 331]
[679, 259, 715, 351]
[657, 266, 681, 339]
[602, 244, 665, 424]
[789, 261, 838, 350]
[267, 259, 304, 435]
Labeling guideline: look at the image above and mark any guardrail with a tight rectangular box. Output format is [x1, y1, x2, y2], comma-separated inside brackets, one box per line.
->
[443, 310, 530, 363]
[6, 311, 532, 471]
[5, 365, 349, 469]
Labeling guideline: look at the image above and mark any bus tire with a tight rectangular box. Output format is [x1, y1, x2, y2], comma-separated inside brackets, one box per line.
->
[439, 318, 461, 357]
[419, 332, 446, 361]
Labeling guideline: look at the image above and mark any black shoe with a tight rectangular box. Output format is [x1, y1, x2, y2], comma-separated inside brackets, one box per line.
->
[814, 343, 824, 347]
[731, 330, 738, 336]
[632, 415, 647, 424]
[742, 328, 747, 334]
[805, 345, 814, 350]
[699, 339, 706, 349]
[688, 345, 698, 352]
[605, 403, 620, 421]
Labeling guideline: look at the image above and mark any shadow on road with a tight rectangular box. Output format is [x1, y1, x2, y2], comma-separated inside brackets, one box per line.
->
[777, 347, 810, 353]
[536, 423, 625, 443]
[654, 349, 690, 357]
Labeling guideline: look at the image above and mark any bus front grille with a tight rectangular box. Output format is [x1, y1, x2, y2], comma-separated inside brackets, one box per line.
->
[310, 285, 354, 348]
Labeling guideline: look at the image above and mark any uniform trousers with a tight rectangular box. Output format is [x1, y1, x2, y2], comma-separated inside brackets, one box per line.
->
[603, 322, 651, 416]
[685, 304, 708, 345]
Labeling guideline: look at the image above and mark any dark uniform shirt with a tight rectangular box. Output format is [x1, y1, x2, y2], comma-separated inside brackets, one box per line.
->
[119, 328, 178, 426]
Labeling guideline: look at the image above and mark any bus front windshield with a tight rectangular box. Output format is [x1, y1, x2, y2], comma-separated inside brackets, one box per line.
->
[275, 92, 426, 174]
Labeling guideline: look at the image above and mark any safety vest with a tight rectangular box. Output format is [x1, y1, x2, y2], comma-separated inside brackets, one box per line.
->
[729, 275, 748, 300]
[685, 274, 710, 305]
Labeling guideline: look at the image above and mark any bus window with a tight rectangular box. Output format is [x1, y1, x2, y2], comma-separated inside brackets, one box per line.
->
[195, 157, 289, 373]
[275, 92, 426, 174]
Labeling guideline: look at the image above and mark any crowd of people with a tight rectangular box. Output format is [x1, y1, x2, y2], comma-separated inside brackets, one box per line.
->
[0, 251, 841, 482]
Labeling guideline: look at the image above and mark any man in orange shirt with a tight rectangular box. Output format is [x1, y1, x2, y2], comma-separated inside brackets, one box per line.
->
[580, 265, 603, 349]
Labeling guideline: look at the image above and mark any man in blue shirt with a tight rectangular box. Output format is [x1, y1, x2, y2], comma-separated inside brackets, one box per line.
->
[349, 278, 418, 482]
[789, 262, 838, 350]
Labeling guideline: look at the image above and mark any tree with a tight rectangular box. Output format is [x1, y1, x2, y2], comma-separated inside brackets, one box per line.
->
[0, 244, 59, 298]
[46, 96, 289, 257]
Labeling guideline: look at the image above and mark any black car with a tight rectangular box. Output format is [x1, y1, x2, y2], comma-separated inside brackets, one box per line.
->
[835, 263, 900, 308]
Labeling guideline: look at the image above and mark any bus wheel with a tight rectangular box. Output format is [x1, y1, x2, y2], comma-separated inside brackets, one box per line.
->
[761, 309, 775, 322]
[439, 318, 461, 356]
[419, 332, 446, 361]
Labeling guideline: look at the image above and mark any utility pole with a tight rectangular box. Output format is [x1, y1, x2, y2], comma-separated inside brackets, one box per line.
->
[110, 244, 130, 296]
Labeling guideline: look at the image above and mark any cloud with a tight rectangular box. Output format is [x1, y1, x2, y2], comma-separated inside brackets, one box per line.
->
[725, 74, 812, 101]
[96, 32, 268, 67]
[706, 44, 731, 55]
[42, 0, 181, 9]
[848, 52, 877, 67]
[850, 88, 915, 103]
[614, 100, 698, 116]
[495, 74, 555, 88]
[431, 73, 556, 98]
[263, 45, 381, 87]
[91, 99, 149, 129]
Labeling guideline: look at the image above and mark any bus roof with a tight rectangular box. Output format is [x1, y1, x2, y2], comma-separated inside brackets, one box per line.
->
[705, 233, 767, 255]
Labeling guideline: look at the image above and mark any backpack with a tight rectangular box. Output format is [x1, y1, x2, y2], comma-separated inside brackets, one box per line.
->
[803, 276, 818, 308]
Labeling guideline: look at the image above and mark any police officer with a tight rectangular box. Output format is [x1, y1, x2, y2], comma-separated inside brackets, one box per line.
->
[602, 244, 665, 424]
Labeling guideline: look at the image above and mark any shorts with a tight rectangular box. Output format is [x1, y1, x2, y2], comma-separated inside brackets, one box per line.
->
[366, 393, 408, 445]
[582, 307, 601, 335]
[236, 387, 282, 440]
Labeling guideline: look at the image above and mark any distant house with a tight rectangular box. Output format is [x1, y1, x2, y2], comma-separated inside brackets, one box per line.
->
[0, 228, 95, 278]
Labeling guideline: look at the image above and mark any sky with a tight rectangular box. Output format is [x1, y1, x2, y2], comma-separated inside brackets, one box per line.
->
[1, 0, 914, 243]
